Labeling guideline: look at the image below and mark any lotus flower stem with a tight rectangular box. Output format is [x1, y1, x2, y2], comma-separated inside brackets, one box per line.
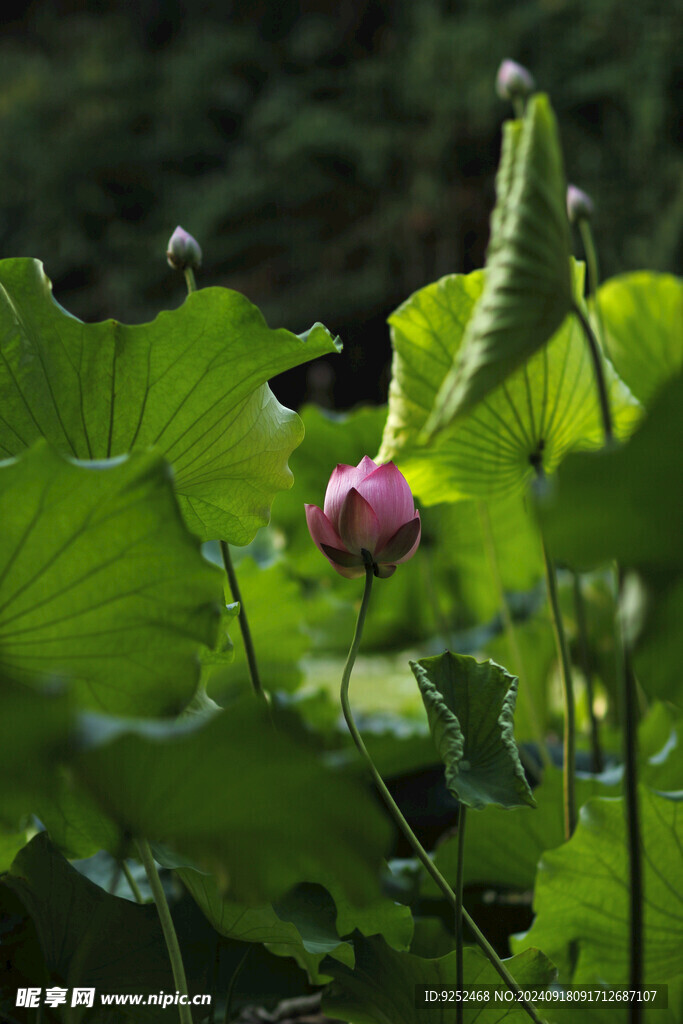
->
[455, 805, 467, 1024]
[340, 563, 547, 1024]
[137, 838, 194, 1024]
[540, 533, 576, 840]
[571, 573, 604, 774]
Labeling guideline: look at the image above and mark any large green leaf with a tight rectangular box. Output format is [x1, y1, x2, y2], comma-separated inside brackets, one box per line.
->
[378, 271, 485, 464]
[597, 272, 683, 406]
[181, 869, 412, 984]
[0, 833, 174, 1022]
[0, 258, 340, 543]
[544, 976, 683, 1024]
[513, 788, 683, 984]
[322, 935, 556, 1024]
[484, 612, 555, 745]
[540, 373, 682, 573]
[424, 95, 572, 435]
[0, 441, 222, 714]
[538, 374, 682, 703]
[410, 653, 534, 809]
[0, 677, 73, 829]
[423, 767, 618, 895]
[379, 262, 638, 505]
[72, 698, 391, 905]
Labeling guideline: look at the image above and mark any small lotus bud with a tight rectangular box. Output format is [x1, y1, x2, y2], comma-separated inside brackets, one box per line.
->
[495, 59, 535, 101]
[305, 457, 421, 580]
[566, 184, 595, 223]
[166, 226, 202, 271]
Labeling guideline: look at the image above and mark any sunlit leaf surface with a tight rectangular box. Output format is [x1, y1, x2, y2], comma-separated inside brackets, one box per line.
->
[379, 262, 638, 504]
[0, 442, 222, 714]
[425, 95, 572, 434]
[598, 271, 683, 406]
[0, 257, 340, 542]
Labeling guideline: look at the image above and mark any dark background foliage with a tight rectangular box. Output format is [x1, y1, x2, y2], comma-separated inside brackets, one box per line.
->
[0, 0, 680, 408]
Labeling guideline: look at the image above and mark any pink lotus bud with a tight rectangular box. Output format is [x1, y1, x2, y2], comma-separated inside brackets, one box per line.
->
[566, 184, 595, 223]
[166, 225, 202, 271]
[305, 457, 421, 579]
[495, 59, 535, 101]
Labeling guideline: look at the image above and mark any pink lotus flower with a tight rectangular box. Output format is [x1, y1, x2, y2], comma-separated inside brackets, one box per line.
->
[305, 457, 421, 579]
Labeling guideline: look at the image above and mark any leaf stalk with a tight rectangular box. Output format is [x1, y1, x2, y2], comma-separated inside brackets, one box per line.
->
[137, 838, 194, 1024]
[219, 540, 268, 707]
[339, 563, 547, 1024]
[540, 532, 576, 839]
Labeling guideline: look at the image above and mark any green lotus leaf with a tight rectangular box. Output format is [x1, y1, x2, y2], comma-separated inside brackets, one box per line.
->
[0, 441, 222, 715]
[0, 674, 75, 831]
[378, 260, 638, 505]
[410, 652, 534, 809]
[597, 272, 683, 406]
[0, 257, 341, 543]
[422, 766, 618, 895]
[180, 869, 412, 985]
[424, 95, 572, 435]
[540, 373, 682, 573]
[323, 934, 556, 1024]
[0, 833, 175, 1022]
[512, 788, 683, 984]
[72, 698, 391, 906]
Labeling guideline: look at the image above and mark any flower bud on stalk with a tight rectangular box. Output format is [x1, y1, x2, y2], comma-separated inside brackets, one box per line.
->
[166, 226, 202, 271]
[495, 59, 535, 102]
[566, 184, 595, 224]
[306, 457, 421, 579]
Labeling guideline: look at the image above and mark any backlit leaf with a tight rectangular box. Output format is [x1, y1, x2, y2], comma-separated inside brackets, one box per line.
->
[0, 257, 340, 542]
[0, 441, 222, 715]
[424, 95, 572, 434]
[597, 272, 683, 406]
[379, 262, 638, 505]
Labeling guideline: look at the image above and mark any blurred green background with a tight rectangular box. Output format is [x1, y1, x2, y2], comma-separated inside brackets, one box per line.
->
[0, 0, 680, 407]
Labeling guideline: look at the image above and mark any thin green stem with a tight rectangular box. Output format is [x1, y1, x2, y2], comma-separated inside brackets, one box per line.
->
[184, 266, 198, 294]
[455, 805, 467, 1024]
[137, 839, 193, 1024]
[571, 573, 604, 774]
[477, 501, 550, 767]
[181, 247, 267, 710]
[224, 945, 251, 1024]
[122, 860, 145, 904]
[540, 532, 576, 839]
[578, 219, 607, 345]
[339, 562, 546, 1024]
[219, 540, 268, 706]
[616, 568, 643, 1024]
[513, 97, 525, 119]
[572, 301, 613, 446]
